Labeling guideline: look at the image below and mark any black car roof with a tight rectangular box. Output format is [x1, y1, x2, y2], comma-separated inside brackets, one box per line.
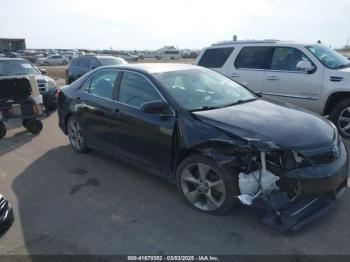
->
[99, 63, 200, 74]
[0, 58, 28, 62]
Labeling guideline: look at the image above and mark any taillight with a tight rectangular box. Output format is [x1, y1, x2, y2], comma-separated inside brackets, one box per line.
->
[55, 89, 62, 98]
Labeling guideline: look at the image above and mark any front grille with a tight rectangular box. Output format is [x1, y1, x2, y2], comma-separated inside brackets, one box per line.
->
[308, 151, 336, 165]
[36, 79, 46, 84]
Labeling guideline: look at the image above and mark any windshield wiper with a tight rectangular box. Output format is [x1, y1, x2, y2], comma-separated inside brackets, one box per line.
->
[334, 64, 350, 69]
[191, 98, 258, 112]
[222, 98, 258, 107]
[190, 105, 221, 112]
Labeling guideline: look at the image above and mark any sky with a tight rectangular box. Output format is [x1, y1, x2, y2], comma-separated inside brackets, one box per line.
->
[0, 0, 349, 50]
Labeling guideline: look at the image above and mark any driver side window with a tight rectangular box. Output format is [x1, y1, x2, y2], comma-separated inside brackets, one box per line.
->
[118, 72, 162, 108]
[270, 47, 312, 71]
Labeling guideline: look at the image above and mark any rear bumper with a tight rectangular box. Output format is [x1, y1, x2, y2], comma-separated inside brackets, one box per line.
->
[41, 89, 57, 107]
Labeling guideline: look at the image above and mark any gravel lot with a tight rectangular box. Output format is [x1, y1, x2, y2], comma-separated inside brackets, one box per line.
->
[0, 113, 349, 255]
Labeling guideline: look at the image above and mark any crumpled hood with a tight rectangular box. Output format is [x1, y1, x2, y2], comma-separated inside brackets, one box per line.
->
[193, 99, 335, 149]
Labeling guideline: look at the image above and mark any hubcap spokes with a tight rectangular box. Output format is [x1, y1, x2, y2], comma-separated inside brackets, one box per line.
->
[338, 107, 350, 136]
[68, 120, 83, 149]
[181, 163, 225, 211]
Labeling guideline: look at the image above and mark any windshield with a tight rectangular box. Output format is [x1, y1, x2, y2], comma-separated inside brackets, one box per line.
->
[306, 45, 350, 69]
[98, 57, 127, 66]
[0, 60, 40, 76]
[154, 68, 257, 111]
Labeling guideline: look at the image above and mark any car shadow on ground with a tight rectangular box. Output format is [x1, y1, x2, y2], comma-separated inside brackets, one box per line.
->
[7, 145, 349, 255]
[0, 130, 37, 158]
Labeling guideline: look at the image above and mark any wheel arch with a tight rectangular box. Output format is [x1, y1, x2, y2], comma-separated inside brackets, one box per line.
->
[323, 92, 350, 115]
[174, 148, 202, 175]
[174, 140, 243, 177]
[63, 113, 73, 134]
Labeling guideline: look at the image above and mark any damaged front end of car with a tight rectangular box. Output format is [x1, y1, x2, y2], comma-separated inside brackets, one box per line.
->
[233, 135, 348, 232]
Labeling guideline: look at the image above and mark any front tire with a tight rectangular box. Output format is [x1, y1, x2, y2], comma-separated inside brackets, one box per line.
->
[67, 116, 89, 153]
[176, 155, 237, 215]
[329, 98, 350, 138]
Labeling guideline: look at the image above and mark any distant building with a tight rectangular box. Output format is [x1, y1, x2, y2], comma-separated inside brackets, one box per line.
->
[0, 38, 26, 53]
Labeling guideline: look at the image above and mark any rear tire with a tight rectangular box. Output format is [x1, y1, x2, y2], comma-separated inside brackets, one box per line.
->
[176, 154, 237, 215]
[0, 122, 6, 139]
[22, 119, 29, 128]
[67, 116, 89, 153]
[25, 119, 43, 134]
[329, 98, 350, 138]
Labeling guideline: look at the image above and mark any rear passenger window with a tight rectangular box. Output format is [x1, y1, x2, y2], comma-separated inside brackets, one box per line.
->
[235, 47, 270, 69]
[89, 70, 119, 99]
[198, 47, 234, 68]
[78, 57, 90, 69]
[70, 58, 79, 66]
[89, 58, 100, 69]
[118, 72, 162, 108]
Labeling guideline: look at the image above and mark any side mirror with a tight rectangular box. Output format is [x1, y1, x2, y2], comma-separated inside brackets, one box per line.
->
[39, 68, 47, 75]
[296, 60, 315, 73]
[140, 100, 171, 115]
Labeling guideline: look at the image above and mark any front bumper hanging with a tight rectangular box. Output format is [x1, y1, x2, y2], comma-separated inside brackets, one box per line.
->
[257, 177, 347, 232]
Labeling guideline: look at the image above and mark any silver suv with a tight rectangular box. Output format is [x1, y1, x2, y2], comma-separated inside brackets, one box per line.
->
[196, 40, 350, 137]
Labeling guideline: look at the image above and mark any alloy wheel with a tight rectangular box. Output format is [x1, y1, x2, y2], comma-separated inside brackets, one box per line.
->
[68, 119, 85, 151]
[338, 107, 350, 136]
[180, 163, 226, 211]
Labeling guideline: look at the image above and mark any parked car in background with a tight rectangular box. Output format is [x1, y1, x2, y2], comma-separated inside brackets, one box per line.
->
[66, 55, 127, 84]
[36, 55, 70, 66]
[116, 52, 139, 62]
[158, 49, 181, 60]
[4, 52, 18, 58]
[139, 51, 160, 60]
[62, 51, 78, 61]
[182, 51, 199, 59]
[57, 63, 348, 231]
[196, 40, 350, 137]
[0, 58, 57, 110]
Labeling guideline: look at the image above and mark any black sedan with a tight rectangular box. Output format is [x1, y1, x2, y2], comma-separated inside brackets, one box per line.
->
[57, 64, 348, 231]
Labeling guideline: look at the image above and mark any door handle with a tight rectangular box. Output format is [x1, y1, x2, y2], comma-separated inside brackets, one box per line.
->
[266, 76, 279, 81]
[113, 108, 124, 116]
[230, 73, 240, 78]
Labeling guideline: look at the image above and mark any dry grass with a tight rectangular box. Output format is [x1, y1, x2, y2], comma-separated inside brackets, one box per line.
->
[39, 66, 67, 87]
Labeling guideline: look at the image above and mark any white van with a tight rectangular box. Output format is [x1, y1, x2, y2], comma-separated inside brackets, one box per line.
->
[159, 49, 181, 60]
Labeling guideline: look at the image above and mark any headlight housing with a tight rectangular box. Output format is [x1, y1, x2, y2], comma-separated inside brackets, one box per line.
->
[48, 80, 56, 89]
[331, 121, 340, 144]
